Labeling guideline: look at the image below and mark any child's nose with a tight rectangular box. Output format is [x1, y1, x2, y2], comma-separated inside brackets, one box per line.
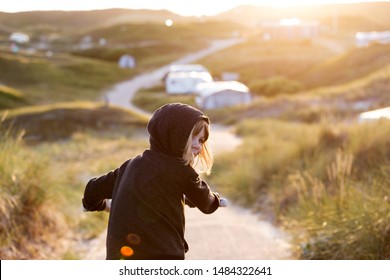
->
[192, 140, 201, 149]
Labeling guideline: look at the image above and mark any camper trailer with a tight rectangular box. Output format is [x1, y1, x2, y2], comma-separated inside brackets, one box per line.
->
[165, 71, 213, 94]
[169, 64, 208, 73]
[195, 81, 252, 109]
[358, 107, 390, 122]
[162, 64, 209, 82]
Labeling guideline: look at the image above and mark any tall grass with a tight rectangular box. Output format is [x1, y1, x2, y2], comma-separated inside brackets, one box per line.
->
[0, 122, 68, 259]
[284, 149, 389, 259]
[209, 119, 390, 259]
[0, 105, 149, 259]
[0, 84, 27, 109]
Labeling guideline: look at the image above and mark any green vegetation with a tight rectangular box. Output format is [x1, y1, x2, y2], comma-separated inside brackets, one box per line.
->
[0, 126, 66, 259]
[0, 85, 27, 109]
[209, 119, 390, 259]
[66, 21, 241, 45]
[0, 51, 133, 105]
[297, 43, 390, 88]
[249, 76, 305, 97]
[2, 101, 149, 142]
[198, 38, 334, 87]
[0, 104, 148, 259]
[132, 85, 196, 113]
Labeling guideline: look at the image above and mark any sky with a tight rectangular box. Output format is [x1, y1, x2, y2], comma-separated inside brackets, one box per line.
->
[0, 0, 388, 17]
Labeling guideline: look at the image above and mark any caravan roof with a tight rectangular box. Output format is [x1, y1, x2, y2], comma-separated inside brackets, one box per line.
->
[169, 64, 208, 73]
[167, 71, 212, 79]
[195, 81, 249, 97]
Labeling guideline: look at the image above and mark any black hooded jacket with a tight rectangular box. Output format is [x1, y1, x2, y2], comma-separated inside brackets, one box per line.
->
[82, 103, 220, 259]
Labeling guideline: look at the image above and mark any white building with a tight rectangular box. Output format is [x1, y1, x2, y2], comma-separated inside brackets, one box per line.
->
[162, 64, 209, 82]
[118, 55, 136, 69]
[195, 81, 252, 110]
[168, 64, 208, 73]
[9, 32, 30, 44]
[358, 107, 390, 122]
[165, 71, 213, 94]
[355, 31, 390, 47]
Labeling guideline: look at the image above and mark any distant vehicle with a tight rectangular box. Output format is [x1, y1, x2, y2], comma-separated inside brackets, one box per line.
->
[195, 81, 252, 110]
[165, 71, 213, 95]
[9, 32, 30, 44]
[355, 31, 390, 47]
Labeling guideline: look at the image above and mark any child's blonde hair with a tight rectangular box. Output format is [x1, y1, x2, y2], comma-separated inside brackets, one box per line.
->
[182, 120, 213, 175]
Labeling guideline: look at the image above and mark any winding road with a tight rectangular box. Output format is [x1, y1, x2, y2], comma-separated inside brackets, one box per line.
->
[84, 38, 292, 260]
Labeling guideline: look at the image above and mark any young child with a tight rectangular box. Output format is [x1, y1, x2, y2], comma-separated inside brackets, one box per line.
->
[82, 102, 225, 260]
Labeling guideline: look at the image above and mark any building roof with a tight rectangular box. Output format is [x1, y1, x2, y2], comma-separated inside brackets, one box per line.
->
[166, 71, 213, 81]
[358, 107, 390, 122]
[195, 81, 249, 98]
[169, 64, 208, 73]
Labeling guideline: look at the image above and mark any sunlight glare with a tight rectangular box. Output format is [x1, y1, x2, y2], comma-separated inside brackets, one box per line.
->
[165, 19, 173, 27]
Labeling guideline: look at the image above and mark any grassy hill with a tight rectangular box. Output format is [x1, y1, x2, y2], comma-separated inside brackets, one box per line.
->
[64, 21, 243, 45]
[0, 51, 133, 106]
[0, 9, 186, 31]
[198, 38, 334, 84]
[297, 43, 390, 88]
[2, 102, 148, 142]
[67, 21, 243, 65]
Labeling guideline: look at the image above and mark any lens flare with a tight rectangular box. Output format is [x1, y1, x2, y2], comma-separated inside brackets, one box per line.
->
[126, 233, 141, 245]
[120, 246, 134, 257]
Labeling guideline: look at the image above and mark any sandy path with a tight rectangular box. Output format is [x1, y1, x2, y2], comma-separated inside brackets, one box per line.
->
[83, 38, 292, 260]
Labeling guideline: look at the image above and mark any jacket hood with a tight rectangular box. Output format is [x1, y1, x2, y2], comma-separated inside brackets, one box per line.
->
[147, 103, 209, 158]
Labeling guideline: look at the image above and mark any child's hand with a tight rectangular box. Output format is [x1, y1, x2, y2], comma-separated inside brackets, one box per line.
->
[219, 198, 228, 207]
[104, 199, 112, 212]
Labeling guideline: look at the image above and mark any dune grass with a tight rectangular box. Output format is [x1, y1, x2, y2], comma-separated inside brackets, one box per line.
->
[0, 85, 27, 109]
[0, 105, 149, 259]
[0, 126, 68, 259]
[209, 119, 390, 259]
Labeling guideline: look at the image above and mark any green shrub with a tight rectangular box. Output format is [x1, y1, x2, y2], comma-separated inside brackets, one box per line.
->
[0, 125, 68, 259]
[249, 76, 304, 97]
[210, 119, 390, 259]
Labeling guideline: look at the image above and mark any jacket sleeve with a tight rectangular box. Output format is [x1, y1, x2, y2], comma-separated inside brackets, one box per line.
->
[82, 159, 130, 212]
[184, 176, 220, 214]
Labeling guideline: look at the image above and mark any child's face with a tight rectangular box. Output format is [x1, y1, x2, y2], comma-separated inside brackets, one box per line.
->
[191, 127, 206, 157]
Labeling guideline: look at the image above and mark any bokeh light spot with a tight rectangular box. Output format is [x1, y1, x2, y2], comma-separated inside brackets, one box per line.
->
[120, 246, 134, 257]
[126, 233, 141, 245]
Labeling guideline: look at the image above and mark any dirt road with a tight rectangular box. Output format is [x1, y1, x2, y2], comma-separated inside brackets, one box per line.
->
[84, 38, 292, 260]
